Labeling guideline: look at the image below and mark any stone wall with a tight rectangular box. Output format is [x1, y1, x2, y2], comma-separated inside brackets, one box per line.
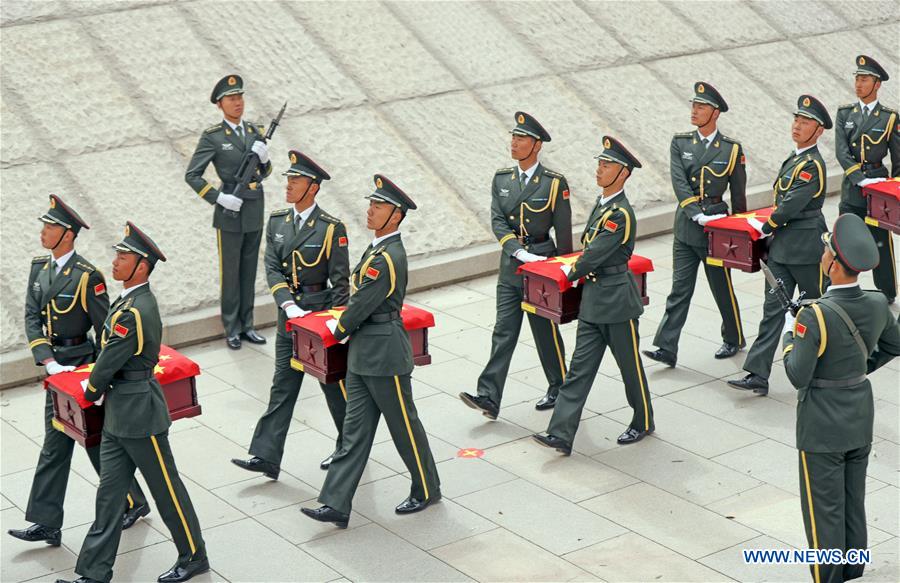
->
[2, 0, 898, 353]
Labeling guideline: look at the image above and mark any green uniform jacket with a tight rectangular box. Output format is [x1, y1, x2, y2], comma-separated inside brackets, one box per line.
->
[783, 286, 900, 452]
[85, 285, 171, 439]
[25, 253, 109, 365]
[568, 191, 642, 324]
[760, 146, 827, 265]
[835, 102, 900, 209]
[334, 234, 412, 376]
[184, 120, 273, 233]
[492, 164, 573, 287]
[265, 205, 351, 313]
[671, 131, 747, 247]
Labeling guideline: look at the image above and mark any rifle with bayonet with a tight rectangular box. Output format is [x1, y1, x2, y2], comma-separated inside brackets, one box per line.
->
[760, 259, 805, 316]
[224, 101, 287, 217]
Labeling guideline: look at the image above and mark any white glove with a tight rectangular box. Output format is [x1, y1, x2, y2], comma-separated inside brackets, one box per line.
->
[746, 217, 770, 238]
[45, 360, 76, 376]
[216, 192, 243, 212]
[513, 249, 547, 263]
[251, 140, 270, 164]
[283, 303, 309, 319]
[858, 177, 887, 187]
[325, 319, 348, 344]
[694, 213, 727, 227]
[782, 312, 796, 337]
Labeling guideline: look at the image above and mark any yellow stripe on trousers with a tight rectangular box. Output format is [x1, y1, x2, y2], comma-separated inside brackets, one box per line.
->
[394, 376, 429, 500]
[126, 494, 134, 509]
[551, 323, 566, 377]
[150, 435, 197, 555]
[628, 320, 651, 431]
[338, 379, 347, 401]
[216, 229, 223, 290]
[800, 451, 821, 583]
[722, 267, 744, 345]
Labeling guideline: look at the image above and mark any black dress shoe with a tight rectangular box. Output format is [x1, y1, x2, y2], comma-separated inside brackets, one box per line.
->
[231, 456, 280, 480]
[240, 329, 267, 345]
[157, 557, 210, 583]
[395, 493, 441, 514]
[727, 373, 769, 395]
[55, 578, 103, 583]
[300, 505, 349, 528]
[226, 335, 241, 350]
[617, 425, 654, 445]
[642, 348, 676, 368]
[458, 392, 499, 420]
[8, 523, 61, 546]
[122, 502, 150, 530]
[534, 393, 557, 410]
[320, 453, 334, 470]
[714, 342, 743, 359]
[531, 433, 572, 456]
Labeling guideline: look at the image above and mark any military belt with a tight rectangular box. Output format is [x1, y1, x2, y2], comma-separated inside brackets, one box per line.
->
[221, 181, 262, 200]
[701, 196, 723, 204]
[52, 334, 88, 347]
[518, 234, 549, 245]
[792, 209, 823, 220]
[861, 162, 883, 171]
[809, 374, 866, 389]
[365, 311, 401, 324]
[591, 264, 629, 276]
[297, 283, 326, 293]
[113, 369, 154, 381]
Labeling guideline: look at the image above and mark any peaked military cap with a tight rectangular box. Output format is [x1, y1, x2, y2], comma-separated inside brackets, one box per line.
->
[210, 74, 244, 103]
[822, 214, 879, 272]
[794, 94, 833, 129]
[366, 174, 417, 212]
[691, 81, 728, 113]
[855, 54, 889, 82]
[595, 135, 642, 170]
[282, 150, 331, 182]
[510, 111, 551, 142]
[113, 222, 167, 266]
[39, 194, 90, 234]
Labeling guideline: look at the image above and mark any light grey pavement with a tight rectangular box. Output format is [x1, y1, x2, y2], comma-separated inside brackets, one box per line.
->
[2, 197, 898, 583]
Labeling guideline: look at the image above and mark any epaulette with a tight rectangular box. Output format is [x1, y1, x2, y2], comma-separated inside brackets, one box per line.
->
[880, 105, 897, 114]
[372, 246, 386, 256]
[32, 255, 49, 264]
[204, 123, 223, 134]
[719, 133, 741, 145]
[542, 168, 563, 178]
[838, 102, 856, 111]
[256, 123, 267, 134]
[495, 167, 515, 175]
[673, 131, 694, 138]
[74, 260, 96, 274]
[270, 208, 291, 217]
[319, 212, 340, 224]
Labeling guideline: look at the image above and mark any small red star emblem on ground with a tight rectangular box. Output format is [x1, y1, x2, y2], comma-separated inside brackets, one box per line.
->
[457, 448, 484, 458]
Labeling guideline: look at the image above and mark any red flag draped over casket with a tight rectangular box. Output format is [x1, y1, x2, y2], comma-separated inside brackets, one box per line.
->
[864, 179, 900, 234]
[44, 345, 202, 447]
[704, 207, 775, 272]
[518, 253, 654, 324]
[287, 304, 435, 384]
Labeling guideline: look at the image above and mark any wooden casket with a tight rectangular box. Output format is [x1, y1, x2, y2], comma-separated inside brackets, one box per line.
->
[287, 304, 435, 384]
[704, 207, 775, 273]
[864, 179, 900, 235]
[519, 253, 654, 324]
[45, 345, 201, 448]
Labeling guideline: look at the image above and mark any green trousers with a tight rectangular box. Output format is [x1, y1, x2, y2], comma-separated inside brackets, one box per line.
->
[653, 239, 744, 355]
[26, 353, 146, 530]
[548, 318, 653, 443]
[318, 373, 440, 515]
[216, 228, 262, 337]
[799, 446, 870, 583]
[840, 204, 896, 300]
[248, 330, 346, 465]
[744, 260, 824, 380]
[76, 431, 205, 583]
[476, 281, 567, 406]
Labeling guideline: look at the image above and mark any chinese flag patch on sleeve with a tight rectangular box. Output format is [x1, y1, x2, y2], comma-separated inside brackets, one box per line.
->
[365, 266, 380, 280]
[94, 282, 106, 296]
[603, 219, 619, 233]
[795, 322, 807, 338]
[114, 323, 129, 338]
[562, 189, 570, 199]
[740, 155, 746, 164]
[798, 170, 812, 182]
[338, 236, 348, 247]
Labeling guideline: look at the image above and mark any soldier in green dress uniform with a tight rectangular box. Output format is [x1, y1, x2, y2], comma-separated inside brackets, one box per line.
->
[62, 224, 208, 583]
[231, 150, 350, 477]
[185, 74, 272, 350]
[835, 55, 899, 303]
[782, 213, 900, 583]
[533, 136, 654, 454]
[8, 195, 149, 550]
[301, 175, 440, 528]
[459, 111, 572, 418]
[729, 95, 831, 396]
[644, 82, 748, 367]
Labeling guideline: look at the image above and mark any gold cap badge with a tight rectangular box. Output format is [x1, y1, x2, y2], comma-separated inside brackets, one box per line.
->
[227, 76, 237, 86]
[858, 56, 866, 66]
[124, 225, 130, 236]
[697, 83, 705, 93]
[290, 152, 297, 164]
[603, 138, 611, 149]
[517, 114, 525, 124]
[376, 177, 383, 189]
[49, 197, 57, 208]
[803, 97, 811, 107]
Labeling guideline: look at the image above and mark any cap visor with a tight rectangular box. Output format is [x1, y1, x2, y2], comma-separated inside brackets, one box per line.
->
[795, 110, 825, 125]
[691, 97, 719, 108]
[112, 241, 147, 257]
[510, 128, 541, 140]
[854, 69, 881, 78]
[595, 153, 627, 166]
[366, 193, 401, 207]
